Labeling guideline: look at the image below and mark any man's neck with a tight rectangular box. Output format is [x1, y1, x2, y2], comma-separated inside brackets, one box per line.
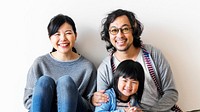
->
[114, 46, 140, 62]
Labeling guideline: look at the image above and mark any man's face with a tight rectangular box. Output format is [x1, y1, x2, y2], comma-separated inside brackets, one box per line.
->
[109, 15, 134, 52]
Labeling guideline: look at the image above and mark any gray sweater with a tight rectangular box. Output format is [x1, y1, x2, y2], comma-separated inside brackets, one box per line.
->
[97, 44, 178, 111]
[23, 53, 97, 110]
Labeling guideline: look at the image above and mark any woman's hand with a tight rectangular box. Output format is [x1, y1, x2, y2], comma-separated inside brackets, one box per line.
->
[91, 90, 109, 106]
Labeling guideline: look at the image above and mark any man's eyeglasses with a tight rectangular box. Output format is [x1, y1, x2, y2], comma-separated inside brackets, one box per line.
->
[109, 26, 132, 35]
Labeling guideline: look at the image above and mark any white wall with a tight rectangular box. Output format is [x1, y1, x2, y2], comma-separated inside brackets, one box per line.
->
[0, 0, 199, 111]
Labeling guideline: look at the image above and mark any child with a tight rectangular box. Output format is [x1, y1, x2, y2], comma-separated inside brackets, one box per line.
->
[95, 60, 145, 112]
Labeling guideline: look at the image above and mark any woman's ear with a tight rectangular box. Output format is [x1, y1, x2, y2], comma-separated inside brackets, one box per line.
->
[75, 33, 77, 40]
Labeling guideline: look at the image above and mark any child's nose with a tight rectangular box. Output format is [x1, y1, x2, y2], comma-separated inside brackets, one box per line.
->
[126, 82, 132, 88]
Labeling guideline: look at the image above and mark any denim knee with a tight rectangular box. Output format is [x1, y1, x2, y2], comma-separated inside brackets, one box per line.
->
[56, 75, 79, 112]
[57, 75, 76, 89]
[36, 75, 55, 89]
[31, 76, 56, 112]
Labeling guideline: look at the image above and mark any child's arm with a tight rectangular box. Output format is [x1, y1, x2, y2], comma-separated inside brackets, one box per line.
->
[95, 89, 125, 112]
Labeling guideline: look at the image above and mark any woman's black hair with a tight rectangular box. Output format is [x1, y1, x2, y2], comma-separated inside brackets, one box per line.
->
[109, 60, 145, 102]
[51, 47, 77, 53]
[47, 14, 77, 53]
[101, 9, 144, 52]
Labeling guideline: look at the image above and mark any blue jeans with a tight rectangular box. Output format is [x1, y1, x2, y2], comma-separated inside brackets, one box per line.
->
[30, 75, 91, 112]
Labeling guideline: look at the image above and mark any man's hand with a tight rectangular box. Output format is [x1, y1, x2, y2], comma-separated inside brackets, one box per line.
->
[91, 90, 109, 106]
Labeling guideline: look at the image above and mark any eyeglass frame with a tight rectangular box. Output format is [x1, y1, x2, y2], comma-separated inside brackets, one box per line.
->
[108, 25, 132, 35]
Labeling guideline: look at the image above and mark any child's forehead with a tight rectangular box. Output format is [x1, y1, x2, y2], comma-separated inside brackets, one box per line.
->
[120, 76, 137, 81]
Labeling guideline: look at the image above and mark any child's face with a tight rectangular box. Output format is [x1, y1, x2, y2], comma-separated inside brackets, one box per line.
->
[118, 76, 139, 101]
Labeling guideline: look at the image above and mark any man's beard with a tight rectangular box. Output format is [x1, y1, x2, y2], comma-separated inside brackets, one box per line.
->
[116, 43, 132, 52]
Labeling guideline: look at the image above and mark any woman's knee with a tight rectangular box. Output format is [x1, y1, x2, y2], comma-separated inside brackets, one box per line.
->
[36, 75, 55, 89]
[57, 75, 76, 89]
[32, 76, 56, 99]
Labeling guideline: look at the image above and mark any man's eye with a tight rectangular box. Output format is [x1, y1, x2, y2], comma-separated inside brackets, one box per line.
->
[111, 29, 118, 33]
[123, 27, 129, 31]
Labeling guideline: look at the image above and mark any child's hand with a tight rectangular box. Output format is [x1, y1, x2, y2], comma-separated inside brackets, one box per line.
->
[124, 107, 143, 112]
[124, 102, 143, 112]
[124, 107, 135, 112]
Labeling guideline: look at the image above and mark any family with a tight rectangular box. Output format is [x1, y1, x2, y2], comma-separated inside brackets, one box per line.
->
[23, 9, 181, 112]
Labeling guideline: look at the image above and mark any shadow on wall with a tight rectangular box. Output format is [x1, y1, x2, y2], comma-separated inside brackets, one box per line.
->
[187, 109, 200, 112]
[75, 26, 108, 68]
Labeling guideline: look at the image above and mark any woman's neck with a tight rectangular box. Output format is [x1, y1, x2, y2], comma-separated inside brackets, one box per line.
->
[51, 51, 79, 61]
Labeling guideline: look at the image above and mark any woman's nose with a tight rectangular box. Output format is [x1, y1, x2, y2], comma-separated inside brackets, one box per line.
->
[60, 34, 67, 40]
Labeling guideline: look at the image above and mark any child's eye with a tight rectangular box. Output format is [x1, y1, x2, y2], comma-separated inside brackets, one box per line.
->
[132, 81, 138, 85]
[122, 79, 127, 82]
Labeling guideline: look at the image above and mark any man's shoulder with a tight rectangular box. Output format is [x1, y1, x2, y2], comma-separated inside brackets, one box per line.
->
[98, 56, 111, 67]
[143, 44, 162, 56]
[143, 44, 155, 51]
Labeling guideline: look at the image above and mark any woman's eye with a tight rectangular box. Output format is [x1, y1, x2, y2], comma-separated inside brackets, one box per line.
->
[65, 32, 72, 35]
[54, 33, 60, 36]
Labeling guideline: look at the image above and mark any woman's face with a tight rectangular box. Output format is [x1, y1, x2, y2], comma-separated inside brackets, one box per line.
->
[118, 76, 139, 101]
[50, 22, 76, 54]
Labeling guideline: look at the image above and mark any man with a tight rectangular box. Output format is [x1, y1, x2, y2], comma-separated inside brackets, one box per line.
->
[92, 9, 179, 111]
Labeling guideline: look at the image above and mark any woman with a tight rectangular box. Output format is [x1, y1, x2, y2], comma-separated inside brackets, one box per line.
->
[23, 14, 97, 112]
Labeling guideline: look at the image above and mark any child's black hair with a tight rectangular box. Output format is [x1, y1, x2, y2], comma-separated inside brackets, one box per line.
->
[109, 60, 145, 102]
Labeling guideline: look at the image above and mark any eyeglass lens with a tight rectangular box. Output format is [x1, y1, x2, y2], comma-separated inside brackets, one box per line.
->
[109, 26, 131, 35]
